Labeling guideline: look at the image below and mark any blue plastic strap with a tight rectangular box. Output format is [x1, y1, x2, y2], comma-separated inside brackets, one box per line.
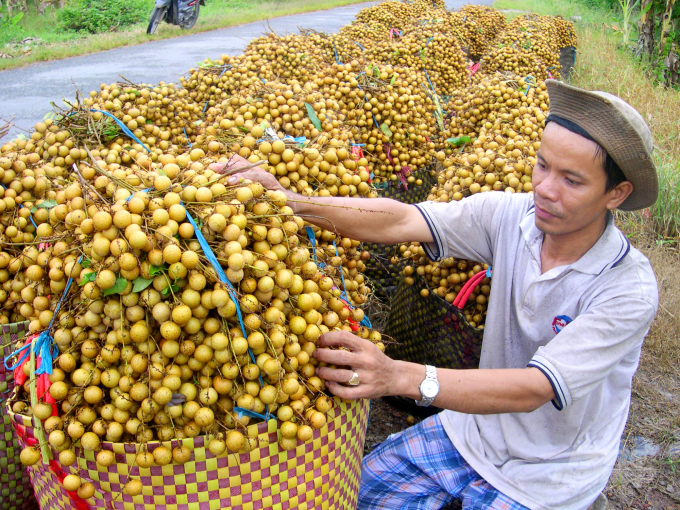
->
[183, 127, 193, 148]
[202, 101, 209, 114]
[283, 135, 307, 146]
[426, 36, 434, 47]
[486, 266, 493, 278]
[305, 226, 318, 265]
[354, 41, 365, 51]
[126, 188, 153, 202]
[332, 42, 342, 64]
[88, 109, 151, 153]
[183, 206, 270, 420]
[4, 343, 30, 371]
[234, 406, 272, 421]
[424, 69, 436, 93]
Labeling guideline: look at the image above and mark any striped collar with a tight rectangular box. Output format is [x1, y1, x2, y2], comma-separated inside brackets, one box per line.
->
[519, 200, 630, 275]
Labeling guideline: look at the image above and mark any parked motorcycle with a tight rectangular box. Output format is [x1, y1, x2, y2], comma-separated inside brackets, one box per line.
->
[147, 0, 204, 35]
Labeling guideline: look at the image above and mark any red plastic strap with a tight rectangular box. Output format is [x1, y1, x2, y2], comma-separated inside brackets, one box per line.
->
[398, 166, 411, 190]
[453, 270, 487, 309]
[467, 62, 480, 76]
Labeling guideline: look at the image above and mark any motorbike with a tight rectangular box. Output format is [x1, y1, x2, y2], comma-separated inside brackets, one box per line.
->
[146, 0, 205, 35]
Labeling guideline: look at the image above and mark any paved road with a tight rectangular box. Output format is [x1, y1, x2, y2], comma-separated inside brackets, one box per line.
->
[0, 0, 492, 141]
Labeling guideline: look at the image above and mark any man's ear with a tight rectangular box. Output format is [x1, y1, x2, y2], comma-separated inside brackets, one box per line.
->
[606, 181, 634, 211]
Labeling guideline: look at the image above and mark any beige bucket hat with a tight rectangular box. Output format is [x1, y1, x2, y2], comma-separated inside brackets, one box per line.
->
[546, 80, 658, 211]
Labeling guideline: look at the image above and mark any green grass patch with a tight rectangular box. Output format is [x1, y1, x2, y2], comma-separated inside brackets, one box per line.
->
[0, 0, 365, 71]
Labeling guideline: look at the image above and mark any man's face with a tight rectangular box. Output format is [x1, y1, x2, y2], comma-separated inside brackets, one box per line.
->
[532, 123, 624, 236]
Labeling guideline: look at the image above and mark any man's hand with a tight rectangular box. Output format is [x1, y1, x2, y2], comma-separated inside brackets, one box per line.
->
[313, 331, 404, 400]
[209, 155, 286, 194]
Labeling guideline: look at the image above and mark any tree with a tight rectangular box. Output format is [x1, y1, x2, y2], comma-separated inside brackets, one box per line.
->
[658, 0, 678, 57]
[637, 0, 655, 59]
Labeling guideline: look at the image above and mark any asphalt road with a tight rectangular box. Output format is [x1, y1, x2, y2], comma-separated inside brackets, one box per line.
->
[0, 0, 492, 141]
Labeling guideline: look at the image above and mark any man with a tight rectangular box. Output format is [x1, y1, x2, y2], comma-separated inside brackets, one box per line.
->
[211, 80, 658, 509]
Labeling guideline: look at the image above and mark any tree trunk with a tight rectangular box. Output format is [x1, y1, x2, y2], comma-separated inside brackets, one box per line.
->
[637, 0, 655, 59]
[658, 0, 678, 57]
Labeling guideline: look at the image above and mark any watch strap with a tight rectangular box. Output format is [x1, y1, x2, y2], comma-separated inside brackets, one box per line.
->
[416, 365, 439, 407]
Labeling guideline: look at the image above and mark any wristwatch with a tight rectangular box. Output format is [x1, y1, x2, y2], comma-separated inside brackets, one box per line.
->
[415, 365, 440, 407]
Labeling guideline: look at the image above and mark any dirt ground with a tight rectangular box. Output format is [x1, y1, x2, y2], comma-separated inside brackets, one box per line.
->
[363, 223, 680, 510]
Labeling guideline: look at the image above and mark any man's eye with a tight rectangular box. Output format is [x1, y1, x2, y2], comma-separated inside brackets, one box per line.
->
[566, 178, 579, 186]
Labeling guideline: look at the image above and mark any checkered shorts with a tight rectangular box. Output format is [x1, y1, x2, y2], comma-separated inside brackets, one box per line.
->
[358, 414, 529, 510]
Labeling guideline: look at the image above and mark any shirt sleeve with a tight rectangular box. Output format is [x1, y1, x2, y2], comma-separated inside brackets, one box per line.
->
[414, 191, 513, 264]
[529, 293, 656, 410]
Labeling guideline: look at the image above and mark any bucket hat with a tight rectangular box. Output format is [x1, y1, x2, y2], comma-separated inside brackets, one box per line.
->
[546, 80, 657, 211]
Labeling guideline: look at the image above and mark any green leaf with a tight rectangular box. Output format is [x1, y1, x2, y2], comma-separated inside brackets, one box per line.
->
[30, 206, 37, 213]
[149, 265, 165, 276]
[373, 66, 380, 78]
[380, 123, 392, 139]
[36, 199, 57, 210]
[390, 75, 397, 85]
[305, 102, 322, 131]
[102, 277, 128, 296]
[81, 259, 92, 268]
[158, 168, 167, 177]
[161, 283, 179, 296]
[78, 271, 96, 286]
[132, 276, 154, 293]
[10, 12, 24, 25]
[446, 136, 471, 146]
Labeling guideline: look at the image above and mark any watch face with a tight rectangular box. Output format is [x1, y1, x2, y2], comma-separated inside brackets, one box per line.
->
[421, 380, 439, 399]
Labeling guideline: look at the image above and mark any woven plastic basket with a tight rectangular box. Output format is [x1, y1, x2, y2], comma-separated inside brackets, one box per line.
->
[0, 322, 38, 510]
[385, 274, 484, 370]
[7, 395, 369, 510]
[383, 274, 484, 414]
[362, 243, 406, 300]
[374, 167, 437, 204]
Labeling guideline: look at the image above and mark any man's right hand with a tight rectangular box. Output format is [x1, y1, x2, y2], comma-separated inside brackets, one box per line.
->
[209, 156, 287, 194]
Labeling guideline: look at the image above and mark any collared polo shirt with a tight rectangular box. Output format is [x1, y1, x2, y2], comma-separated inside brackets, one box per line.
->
[414, 192, 658, 509]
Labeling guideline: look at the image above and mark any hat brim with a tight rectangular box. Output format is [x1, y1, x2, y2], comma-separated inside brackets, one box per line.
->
[546, 80, 657, 211]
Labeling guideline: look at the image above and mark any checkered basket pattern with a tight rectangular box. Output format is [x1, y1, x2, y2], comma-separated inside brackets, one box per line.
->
[7, 396, 369, 510]
[0, 322, 38, 510]
[384, 275, 483, 413]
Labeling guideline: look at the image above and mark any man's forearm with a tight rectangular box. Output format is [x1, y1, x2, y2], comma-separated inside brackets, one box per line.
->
[390, 361, 556, 414]
[284, 191, 430, 245]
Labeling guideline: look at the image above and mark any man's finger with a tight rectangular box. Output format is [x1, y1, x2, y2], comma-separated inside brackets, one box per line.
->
[326, 381, 366, 400]
[209, 154, 251, 174]
[317, 331, 365, 351]
[316, 366, 356, 385]
[312, 347, 357, 366]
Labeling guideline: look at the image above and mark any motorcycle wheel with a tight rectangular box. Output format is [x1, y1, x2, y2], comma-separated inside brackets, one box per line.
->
[180, 3, 200, 30]
[146, 6, 166, 35]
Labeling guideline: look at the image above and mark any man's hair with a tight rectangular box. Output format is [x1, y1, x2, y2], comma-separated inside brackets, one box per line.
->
[546, 115, 628, 192]
[594, 145, 627, 192]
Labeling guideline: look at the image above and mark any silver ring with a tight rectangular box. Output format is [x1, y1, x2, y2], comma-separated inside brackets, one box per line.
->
[348, 371, 360, 386]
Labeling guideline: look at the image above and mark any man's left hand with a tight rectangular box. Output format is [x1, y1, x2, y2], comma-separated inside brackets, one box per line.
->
[313, 331, 399, 400]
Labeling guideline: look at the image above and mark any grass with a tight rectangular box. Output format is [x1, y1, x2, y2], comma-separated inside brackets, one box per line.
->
[494, 1, 680, 507]
[0, 0, 367, 72]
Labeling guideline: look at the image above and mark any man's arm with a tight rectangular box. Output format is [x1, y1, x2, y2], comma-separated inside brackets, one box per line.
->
[313, 331, 556, 414]
[210, 158, 433, 246]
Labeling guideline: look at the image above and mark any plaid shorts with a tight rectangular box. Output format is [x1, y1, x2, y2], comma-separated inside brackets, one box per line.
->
[358, 414, 529, 510]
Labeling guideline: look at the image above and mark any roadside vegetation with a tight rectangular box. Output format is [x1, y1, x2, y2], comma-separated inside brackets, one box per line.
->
[0, 0, 365, 71]
[495, 0, 680, 508]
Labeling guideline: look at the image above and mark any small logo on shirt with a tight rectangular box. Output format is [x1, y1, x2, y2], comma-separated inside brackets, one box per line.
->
[552, 315, 573, 334]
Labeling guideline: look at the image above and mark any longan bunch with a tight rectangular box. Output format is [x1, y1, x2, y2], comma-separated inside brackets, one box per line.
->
[11, 164, 379, 486]
[480, 16, 569, 81]
[429, 75, 547, 201]
[365, 28, 469, 96]
[450, 5, 507, 59]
